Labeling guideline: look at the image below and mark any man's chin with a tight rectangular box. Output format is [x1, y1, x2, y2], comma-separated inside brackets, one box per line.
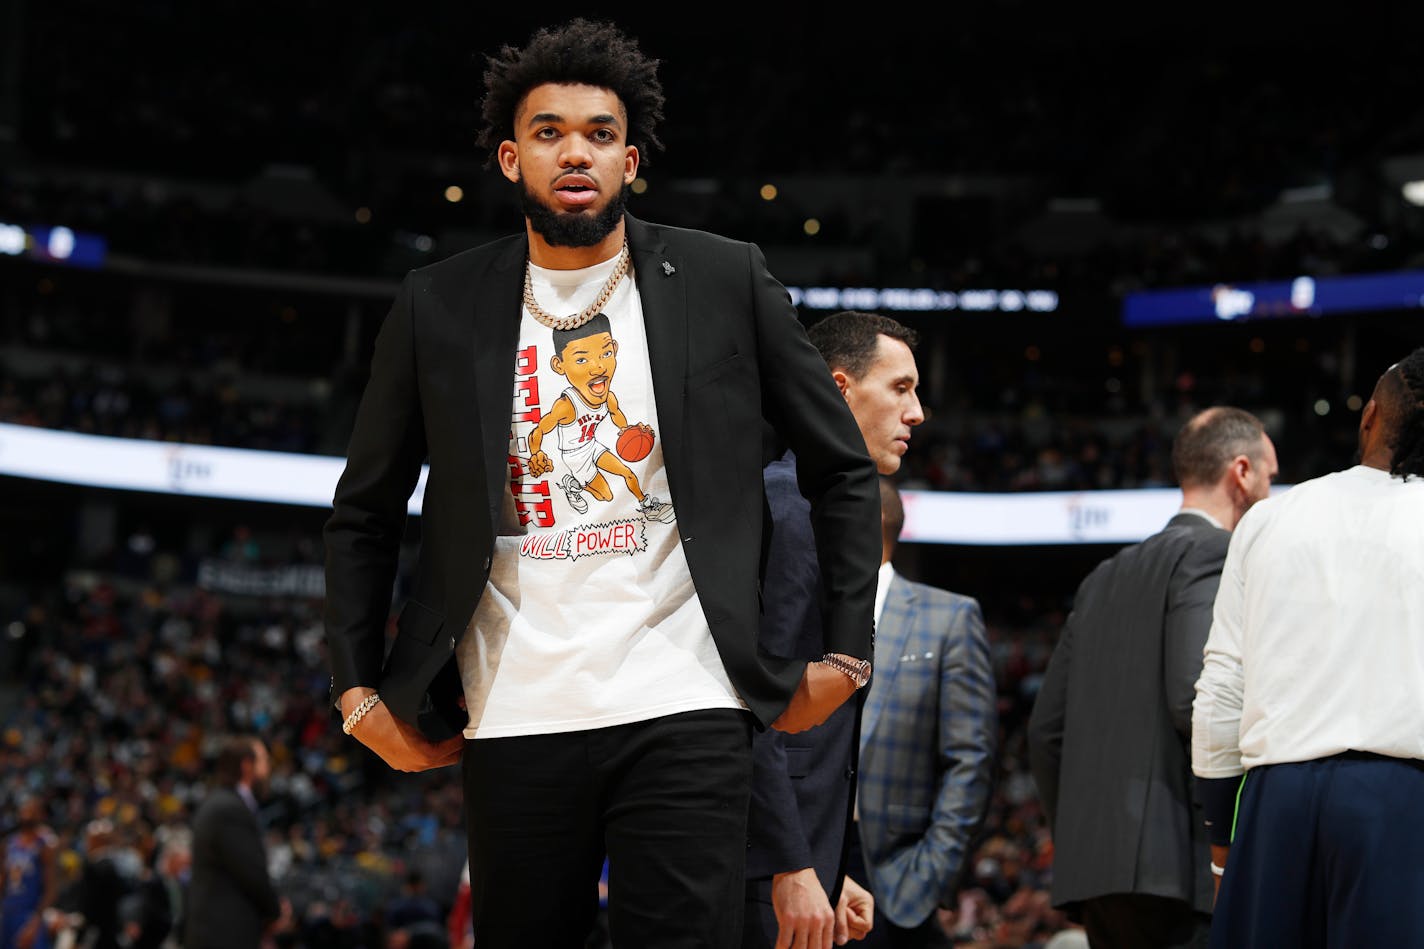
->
[521, 183, 629, 248]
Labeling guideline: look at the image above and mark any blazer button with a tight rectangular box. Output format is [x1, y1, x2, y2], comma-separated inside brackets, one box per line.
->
[845, 767, 856, 779]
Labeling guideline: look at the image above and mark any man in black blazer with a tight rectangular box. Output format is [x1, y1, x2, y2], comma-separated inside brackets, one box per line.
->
[323, 19, 880, 949]
[1026, 407, 1278, 949]
[744, 311, 924, 949]
[184, 735, 286, 949]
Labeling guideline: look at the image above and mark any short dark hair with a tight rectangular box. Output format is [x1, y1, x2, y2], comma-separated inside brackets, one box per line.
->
[879, 476, 905, 549]
[477, 19, 666, 168]
[552, 313, 613, 357]
[212, 735, 259, 785]
[805, 311, 919, 379]
[1380, 347, 1424, 479]
[1170, 406, 1267, 488]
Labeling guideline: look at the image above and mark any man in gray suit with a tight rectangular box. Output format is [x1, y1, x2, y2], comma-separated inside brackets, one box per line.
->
[848, 476, 998, 948]
[1026, 407, 1277, 949]
[184, 735, 289, 949]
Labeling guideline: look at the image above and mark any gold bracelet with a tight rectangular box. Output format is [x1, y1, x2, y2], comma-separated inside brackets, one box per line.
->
[342, 692, 381, 735]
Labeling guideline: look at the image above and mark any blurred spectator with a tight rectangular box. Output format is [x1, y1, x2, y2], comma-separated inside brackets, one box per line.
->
[71, 819, 128, 949]
[183, 735, 287, 947]
[2, 795, 59, 949]
[384, 869, 441, 933]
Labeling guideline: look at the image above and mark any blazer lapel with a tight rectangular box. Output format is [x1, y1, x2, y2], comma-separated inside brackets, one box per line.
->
[625, 216, 689, 508]
[862, 572, 918, 749]
[472, 236, 528, 525]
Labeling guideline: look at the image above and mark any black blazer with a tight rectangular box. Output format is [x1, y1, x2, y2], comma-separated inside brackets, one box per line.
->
[184, 788, 279, 949]
[324, 214, 880, 738]
[1026, 512, 1227, 915]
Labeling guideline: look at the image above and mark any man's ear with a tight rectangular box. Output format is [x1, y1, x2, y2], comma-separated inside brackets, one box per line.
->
[1359, 397, 1379, 439]
[499, 142, 520, 183]
[1230, 454, 1251, 489]
[830, 367, 851, 398]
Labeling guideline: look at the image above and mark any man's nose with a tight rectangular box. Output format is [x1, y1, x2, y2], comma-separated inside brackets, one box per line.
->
[560, 135, 594, 167]
[906, 393, 925, 426]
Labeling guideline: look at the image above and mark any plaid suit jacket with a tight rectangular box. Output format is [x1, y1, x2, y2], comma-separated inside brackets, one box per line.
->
[856, 570, 997, 927]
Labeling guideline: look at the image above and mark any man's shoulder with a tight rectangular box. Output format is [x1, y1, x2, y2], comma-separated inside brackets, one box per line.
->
[409, 232, 524, 285]
[1131, 515, 1227, 560]
[629, 215, 752, 254]
[193, 786, 245, 819]
[1071, 531, 1169, 599]
[896, 574, 979, 613]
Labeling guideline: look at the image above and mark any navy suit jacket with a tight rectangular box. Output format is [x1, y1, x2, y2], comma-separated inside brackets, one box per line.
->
[745, 452, 864, 906]
[856, 570, 997, 927]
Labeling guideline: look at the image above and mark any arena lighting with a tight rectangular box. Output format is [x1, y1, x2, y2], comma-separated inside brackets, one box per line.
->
[1122, 270, 1424, 327]
[787, 286, 1060, 313]
[900, 483, 1291, 546]
[1403, 180, 1424, 206]
[0, 219, 107, 267]
[0, 423, 1290, 545]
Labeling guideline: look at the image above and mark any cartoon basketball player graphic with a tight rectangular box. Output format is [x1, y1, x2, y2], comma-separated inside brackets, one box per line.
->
[526, 313, 676, 524]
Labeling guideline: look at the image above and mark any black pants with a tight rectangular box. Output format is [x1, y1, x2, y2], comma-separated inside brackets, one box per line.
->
[1080, 893, 1210, 949]
[462, 708, 754, 949]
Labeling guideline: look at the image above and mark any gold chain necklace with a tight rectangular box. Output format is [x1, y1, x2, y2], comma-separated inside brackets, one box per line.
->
[523, 241, 631, 331]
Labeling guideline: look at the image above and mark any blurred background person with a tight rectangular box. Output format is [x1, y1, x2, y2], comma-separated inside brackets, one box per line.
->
[1027, 407, 1277, 948]
[183, 736, 289, 949]
[2, 796, 59, 949]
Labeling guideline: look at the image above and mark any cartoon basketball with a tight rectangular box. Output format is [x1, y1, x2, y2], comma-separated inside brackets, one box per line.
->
[616, 425, 654, 462]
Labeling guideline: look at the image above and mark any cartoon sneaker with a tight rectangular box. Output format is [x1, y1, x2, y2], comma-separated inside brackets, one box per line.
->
[560, 474, 589, 514]
[638, 495, 676, 524]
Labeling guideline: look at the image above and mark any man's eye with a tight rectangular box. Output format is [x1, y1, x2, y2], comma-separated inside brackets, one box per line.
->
[593, 129, 616, 142]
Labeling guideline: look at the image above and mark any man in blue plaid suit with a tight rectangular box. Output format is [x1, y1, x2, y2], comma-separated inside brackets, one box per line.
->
[846, 476, 998, 947]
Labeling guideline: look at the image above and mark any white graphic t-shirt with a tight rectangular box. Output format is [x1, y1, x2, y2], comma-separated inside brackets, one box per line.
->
[458, 250, 747, 738]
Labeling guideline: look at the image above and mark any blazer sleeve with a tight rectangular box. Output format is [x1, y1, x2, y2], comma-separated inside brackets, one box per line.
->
[747, 243, 880, 661]
[1026, 601, 1077, 831]
[1162, 529, 1229, 737]
[323, 273, 430, 706]
[921, 592, 998, 903]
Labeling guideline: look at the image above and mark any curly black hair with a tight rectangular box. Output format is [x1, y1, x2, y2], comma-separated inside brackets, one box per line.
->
[1384, 346, 1424, 480]
[476, 18, 666, 168]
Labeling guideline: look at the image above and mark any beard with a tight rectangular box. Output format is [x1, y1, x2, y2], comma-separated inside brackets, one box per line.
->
[519, 176, 630, 247]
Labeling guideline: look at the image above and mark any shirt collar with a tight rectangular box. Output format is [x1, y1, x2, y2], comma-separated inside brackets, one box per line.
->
[1178, 506, 1225, 530]
[874, 560, 896, 626]
[237, 784, 259, 814]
